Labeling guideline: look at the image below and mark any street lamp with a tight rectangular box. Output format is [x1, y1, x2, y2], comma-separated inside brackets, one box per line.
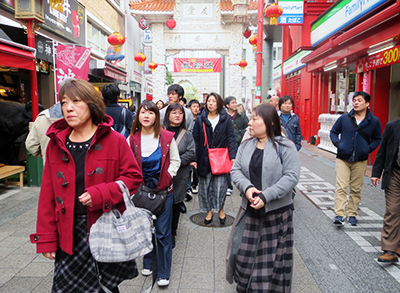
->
[14, 0, 44, 121]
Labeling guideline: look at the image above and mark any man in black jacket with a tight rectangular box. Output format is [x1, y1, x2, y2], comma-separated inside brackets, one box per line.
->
[371, 119, 400, 263]
[224, 96, 248, 196]
[330, 91, 381, 227]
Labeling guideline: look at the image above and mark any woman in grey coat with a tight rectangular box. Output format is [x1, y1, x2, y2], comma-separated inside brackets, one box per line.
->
[227, 104, 300, 292]
[163, 103, 196, 247]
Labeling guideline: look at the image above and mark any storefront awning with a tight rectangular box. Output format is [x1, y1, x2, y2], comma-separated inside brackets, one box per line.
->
[302, 3, 400, 72]
[0, 42, 36, 71]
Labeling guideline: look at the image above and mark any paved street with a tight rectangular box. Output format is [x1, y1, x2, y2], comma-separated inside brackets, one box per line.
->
[0, 142, 399, 292]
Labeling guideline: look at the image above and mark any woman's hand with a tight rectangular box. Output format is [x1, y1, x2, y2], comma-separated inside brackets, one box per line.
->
[78, 192, 92, 207]
[43, 252, 56, 260]
[230, 159, 235, 165]
[190, 162, 197, 169]
[245, 187, 264, 210]
[250, 196, 265, 210]
[245, 187, 261, 203]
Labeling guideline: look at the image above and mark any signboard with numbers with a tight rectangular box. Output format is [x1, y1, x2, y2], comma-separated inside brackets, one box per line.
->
[356, 44, 400, 73]
[174, 58, 222, 73]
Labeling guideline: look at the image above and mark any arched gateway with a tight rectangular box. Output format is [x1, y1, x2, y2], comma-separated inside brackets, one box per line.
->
[129, 0, 258, 101]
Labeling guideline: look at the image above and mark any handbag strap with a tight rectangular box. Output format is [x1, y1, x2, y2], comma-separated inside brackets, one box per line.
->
[202, 122, 209, 148]
[345, 114, 371, 143]
[175, 129, 186, 146]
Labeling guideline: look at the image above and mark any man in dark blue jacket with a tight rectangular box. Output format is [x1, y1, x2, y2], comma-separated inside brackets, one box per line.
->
[371, 119, 400, 263]
[278, 96, 303, 151]
[330, 91, 381, 227]
[102, 83, 134, 138]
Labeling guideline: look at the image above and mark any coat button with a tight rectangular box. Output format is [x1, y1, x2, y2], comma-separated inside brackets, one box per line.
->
[105, 203, 110, 209]
[34, 235, 39, 241]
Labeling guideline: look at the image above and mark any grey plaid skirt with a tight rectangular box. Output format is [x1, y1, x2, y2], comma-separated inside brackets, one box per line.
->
[234, 209, 293, 293]
[52, 215, 138, 293]
[198, 172, 228, 212]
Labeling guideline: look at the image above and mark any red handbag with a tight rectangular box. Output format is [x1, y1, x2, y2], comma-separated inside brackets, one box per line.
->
[203, 122, 232, 175]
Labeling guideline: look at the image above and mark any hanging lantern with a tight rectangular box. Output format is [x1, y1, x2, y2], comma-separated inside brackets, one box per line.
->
[249, 35, 257, 50]
[243, 28, 251, 39]
[166, 17, 176, 30]
[134, 52, 146, 66]
[265, 3, 283, 25]
[238, 60, 248, 71]
[107, 32, 126, 53]
[232, 0, 250, 22]
[148, 61, 158, 73]
[138, 18, 148, 30]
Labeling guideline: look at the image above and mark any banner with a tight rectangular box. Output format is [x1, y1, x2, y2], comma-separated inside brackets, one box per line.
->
[356, 44, 400, 73]
[56, 44, 91, 95]
[174, 58, 222, 73]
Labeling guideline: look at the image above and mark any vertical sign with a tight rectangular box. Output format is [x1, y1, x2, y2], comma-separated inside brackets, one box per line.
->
[278, 0, 304, 25]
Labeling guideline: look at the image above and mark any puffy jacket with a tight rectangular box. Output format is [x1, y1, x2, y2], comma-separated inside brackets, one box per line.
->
[30, 116, 143, 255]
[330, 109, 382, 162]
[192, 108, 237, 177]
[278, 111, 303, 151]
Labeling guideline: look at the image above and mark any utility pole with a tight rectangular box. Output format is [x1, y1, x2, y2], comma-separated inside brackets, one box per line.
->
[255, 0, 264, 107]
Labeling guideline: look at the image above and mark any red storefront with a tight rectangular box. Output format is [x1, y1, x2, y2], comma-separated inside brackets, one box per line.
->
[301, 0, 400, 163]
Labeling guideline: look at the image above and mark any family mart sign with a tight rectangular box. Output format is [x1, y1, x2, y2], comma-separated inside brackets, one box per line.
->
[311, 0, 390, 46]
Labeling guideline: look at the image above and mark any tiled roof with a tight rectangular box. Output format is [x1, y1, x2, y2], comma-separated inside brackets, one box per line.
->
[129, 0, 258, 13]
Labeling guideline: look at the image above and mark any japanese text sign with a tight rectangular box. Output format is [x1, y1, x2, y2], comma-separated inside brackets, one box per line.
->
[278, 0, 304, 25]
[356, 45, 400, 73]
[174, 58, 221, 73]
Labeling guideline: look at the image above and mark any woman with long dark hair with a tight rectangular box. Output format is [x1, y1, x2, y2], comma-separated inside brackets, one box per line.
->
[192, 93, 237, 225]
[128, 100, 180, 287]
[227, 103, 300, 292]
[163, 103, 195, 246]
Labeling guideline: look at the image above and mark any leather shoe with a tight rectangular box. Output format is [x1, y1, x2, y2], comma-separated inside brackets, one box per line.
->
[204, 215, 213, 225]
[378, 251, 399, 263]
[179, 202, 187, 213]
[219, 216, 226, 225]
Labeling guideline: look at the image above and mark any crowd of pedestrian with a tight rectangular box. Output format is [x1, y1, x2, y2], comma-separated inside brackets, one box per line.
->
[26, 78, 400, 292]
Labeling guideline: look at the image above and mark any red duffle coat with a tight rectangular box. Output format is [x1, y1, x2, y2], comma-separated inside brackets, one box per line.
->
[30, 116, 143, 255]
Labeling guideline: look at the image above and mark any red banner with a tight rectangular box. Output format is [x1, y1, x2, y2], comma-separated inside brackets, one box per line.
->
[356, 44, 400, 73]
[56, 44, 91, 95]
[174, 58, 222, 73]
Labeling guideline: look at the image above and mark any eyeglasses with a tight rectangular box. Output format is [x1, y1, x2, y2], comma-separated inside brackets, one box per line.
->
[171, 111, 184, 116]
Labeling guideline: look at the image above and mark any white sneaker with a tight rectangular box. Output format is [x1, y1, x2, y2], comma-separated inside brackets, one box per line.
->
[157, 278, 170, 287]
[226, 188, 232, 196]
[141, 269, 152, 276]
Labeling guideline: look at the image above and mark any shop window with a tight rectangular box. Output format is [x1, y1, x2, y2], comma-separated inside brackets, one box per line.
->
[87, 22, 109, 56]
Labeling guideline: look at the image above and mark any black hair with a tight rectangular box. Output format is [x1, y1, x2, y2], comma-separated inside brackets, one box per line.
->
[279, 95, 294, 110]
[224, 96, 236, 106]
[188, 99, 200, 107]
[101, 83, 120, 105]
[163, 103, 187, 130]
[353, 91, 371, 103]
[205, 92, 224, 113]
[131, 100, 161, 138]
[253, 103, 283, 151]
[180, 97, 187, 104]
[167, 84, 184, 99]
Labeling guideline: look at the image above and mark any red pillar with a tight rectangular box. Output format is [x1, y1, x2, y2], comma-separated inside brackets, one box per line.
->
[281, 26, 292, 96]
[27, 20, 39, 121]
[255, 0, 264, 106]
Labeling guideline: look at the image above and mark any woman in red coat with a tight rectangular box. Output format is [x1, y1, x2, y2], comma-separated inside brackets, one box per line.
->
[30, 79, 142, 293]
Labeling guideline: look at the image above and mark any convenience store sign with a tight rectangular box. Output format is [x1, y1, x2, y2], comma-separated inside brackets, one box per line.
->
[278, 0, 304, 25]
[283, 50, 311, 75]
[311, 0, 390, 46]
[356, 44, 400, 73]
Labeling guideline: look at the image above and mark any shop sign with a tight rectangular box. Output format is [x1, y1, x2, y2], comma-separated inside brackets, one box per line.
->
[311, 0, 390, 46]
[145, 80, 153, 95]
[283, 50, 311, 75]
[278, 0, 304, 25]
[174, 58, 222, 73]
[131, 70, 142, 84]
[143, 45, 152, 75]
[35, 35, 53, 63]
[356, 44, 400, 73]
[273, 64, 282, 80]
[144, 29, 152, 44]
[56, 44, 91, 94]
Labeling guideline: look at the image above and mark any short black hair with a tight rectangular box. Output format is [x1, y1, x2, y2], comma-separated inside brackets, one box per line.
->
[102, 83, 120, 105]
[279, 95, 294, 110]
[353, 91, 371, 103]
[167, 84, 184, 99]
[180, 97, 187, 104]
[188, 99, 200, 107]
[163, 103, 187, 130]
[224, 96, 236, 106]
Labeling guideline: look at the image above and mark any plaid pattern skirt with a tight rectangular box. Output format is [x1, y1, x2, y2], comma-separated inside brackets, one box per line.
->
[234, 209, 293, 293]
[198, 172, 228, 212]
[52, 215, 138, 293]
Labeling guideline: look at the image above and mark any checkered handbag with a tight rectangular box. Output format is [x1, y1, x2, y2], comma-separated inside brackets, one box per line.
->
[89, 180, 154, 263]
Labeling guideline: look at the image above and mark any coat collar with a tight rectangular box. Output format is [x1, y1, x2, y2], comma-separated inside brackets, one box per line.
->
[201, 107, 228, 126]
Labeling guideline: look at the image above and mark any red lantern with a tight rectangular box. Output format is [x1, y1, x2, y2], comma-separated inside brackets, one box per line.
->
[148, 61, 158, 73]
[134, 52, 146, 66]
[265, 3, 283, 25]
[139, 18, 148, 30]
[243, 28, 251, 39]
[249, 35, 257, 50]
[107, 32, 126, 52]
[238, 59, 248, 71]
[166, 17, 176, 30]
